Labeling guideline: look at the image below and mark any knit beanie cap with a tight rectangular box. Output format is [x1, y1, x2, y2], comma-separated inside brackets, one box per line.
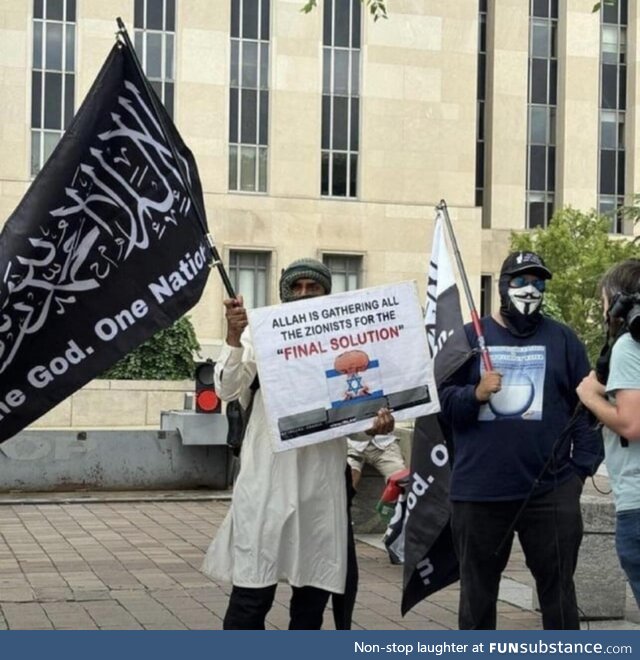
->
[279, 258, 332, 302]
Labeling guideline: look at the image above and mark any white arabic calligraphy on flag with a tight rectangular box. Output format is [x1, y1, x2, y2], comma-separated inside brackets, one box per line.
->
[0, 41, 209, 442]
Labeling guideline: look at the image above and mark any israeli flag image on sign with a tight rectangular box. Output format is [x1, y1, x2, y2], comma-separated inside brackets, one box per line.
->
[325, 351, 385, 409]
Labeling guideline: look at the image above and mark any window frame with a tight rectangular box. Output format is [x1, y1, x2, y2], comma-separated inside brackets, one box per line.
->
[322, 253, 363, 293]
[476, 0, 488, 215]
[321, 0, 361, 199]
[133, 0, 177, 119]
[229, 249, 271, 308]
[597, 0, 627, 234]
[525, 0, 558, 229]
[31, 0, 76, 177]
[480, 274, 493, 318]
[228, 0, 270, 194]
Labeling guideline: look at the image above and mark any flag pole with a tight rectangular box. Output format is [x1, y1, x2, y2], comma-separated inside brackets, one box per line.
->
[437, 199, 493, 372]
[115, 17, 237, 299]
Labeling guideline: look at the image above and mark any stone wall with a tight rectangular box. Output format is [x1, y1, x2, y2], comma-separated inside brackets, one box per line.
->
[0, 429, 230, 491]
[575, 494, 628, 619]
[29, 379, 193, 430]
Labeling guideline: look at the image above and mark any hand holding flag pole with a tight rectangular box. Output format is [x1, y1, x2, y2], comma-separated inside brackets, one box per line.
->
[437, 200, 493, 372]
[116, 17, 237, 300]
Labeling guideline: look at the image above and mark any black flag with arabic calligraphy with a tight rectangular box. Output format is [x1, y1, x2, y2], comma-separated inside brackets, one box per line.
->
[0, 41, 210, 442]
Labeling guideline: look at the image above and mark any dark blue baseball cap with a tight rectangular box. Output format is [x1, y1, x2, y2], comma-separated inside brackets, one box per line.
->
[500, 251, 552, 280]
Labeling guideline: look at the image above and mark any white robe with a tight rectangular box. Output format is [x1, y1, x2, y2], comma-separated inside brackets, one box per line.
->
[201, 334, 348, 593]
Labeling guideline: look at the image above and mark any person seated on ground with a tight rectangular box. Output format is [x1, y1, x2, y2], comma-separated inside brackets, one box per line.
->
[346, 432, 406, 490]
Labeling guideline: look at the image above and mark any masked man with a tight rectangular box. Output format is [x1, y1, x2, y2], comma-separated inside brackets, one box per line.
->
[438, 251, 603, 630]
[201, 258, 394, 629]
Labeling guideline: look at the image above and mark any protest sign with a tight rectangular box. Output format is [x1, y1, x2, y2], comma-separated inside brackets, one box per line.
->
[248, 281, 439, 452]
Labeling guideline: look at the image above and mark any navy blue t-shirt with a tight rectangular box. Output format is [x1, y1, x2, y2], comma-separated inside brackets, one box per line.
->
[438, 316, 603, 501]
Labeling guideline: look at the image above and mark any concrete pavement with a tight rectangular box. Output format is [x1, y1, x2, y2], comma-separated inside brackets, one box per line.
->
[0, 491, 637, 630]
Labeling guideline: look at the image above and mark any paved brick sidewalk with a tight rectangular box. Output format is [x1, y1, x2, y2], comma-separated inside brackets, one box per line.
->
[0, 495, 534, 630]
[0, 494, 633, 630]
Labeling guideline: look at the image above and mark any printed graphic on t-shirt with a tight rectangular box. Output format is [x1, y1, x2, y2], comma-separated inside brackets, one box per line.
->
[479, 345, 546, 421]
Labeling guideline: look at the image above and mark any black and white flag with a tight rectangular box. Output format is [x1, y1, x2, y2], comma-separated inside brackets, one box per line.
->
[385, 210, 473, 614]
[0, 41, 210, 442]
[425, 212, 473, 384]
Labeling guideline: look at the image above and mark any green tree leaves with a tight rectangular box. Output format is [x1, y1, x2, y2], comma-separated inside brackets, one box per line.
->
[593, 1, 618, 13]
[99, 316, 200, 380]
[510, 208, 639, 364]
[301, 0, 387, 22]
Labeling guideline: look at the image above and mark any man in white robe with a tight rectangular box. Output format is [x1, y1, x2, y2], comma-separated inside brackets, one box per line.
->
[202, 258, 394, 629]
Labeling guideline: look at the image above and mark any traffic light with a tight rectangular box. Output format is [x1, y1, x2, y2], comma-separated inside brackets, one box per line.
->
[194, 360, 221, 413]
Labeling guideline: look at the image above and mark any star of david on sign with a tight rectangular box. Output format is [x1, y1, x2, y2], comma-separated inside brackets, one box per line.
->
[346, 374, 363, 396]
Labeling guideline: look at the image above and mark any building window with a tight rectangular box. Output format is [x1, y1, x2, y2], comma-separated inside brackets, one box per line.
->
[31, 0, 76, 176]
[526, 0, 557, 229]
[134, 0, 176, 119]
[321, 0, 361, 198]
[476, 0, 487, 216]
[598, 0, 627, 234]
[229, 0, 270, 193]
[229, 250, 270, 308]
[323, 254, 362, 293]
[480, 275, 492, 317]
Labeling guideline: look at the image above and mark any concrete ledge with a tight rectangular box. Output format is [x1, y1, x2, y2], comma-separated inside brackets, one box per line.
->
[575, 494, 627, 620]
[160, 410, 229, 445]
[0, 429, 231, 491]
[352, 463, 387, 534]
[531, 492, 628, 620]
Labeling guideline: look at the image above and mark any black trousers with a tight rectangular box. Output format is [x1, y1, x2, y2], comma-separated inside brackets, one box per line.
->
[451, 475, 583, 630]
[331, 466, 359, 630]
[223, 584, 331, 630]
[225, 468, 357, 631]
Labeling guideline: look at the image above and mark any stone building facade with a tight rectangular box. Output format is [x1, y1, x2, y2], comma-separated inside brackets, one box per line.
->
[1, 0, 638, 369]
